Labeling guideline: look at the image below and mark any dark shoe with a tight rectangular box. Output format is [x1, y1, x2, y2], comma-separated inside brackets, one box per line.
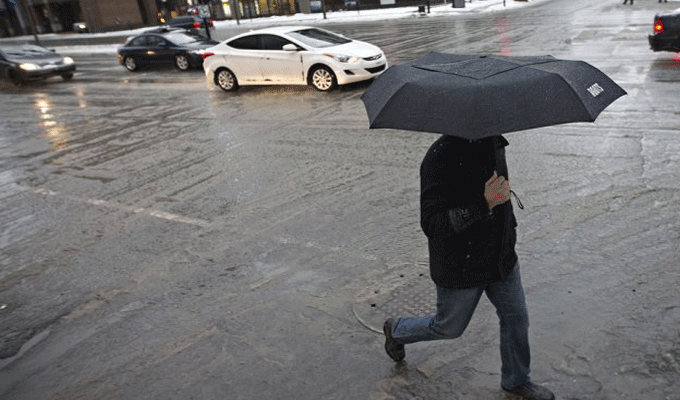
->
[502, 382, 555, 400]
[383, 318, 405, 362]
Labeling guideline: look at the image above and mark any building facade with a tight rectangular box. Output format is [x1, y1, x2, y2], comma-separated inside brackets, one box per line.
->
[0, 0, 435, 37]
[1, 0, 159, 36]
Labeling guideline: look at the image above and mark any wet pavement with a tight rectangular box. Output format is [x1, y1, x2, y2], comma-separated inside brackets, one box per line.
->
[1, 0, 680, 399]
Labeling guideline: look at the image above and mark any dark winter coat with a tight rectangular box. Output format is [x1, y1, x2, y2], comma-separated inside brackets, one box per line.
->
[420, 135, 518, 289]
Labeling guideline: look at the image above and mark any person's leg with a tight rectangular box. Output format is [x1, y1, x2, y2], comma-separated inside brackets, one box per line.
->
[485, 264, 531, 389]
[391, 284, 485, 344]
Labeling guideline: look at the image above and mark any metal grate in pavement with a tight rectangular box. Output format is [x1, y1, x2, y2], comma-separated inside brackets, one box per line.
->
[353, 271, 437, 333]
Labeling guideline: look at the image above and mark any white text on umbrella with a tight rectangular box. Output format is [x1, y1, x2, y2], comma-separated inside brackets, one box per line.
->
[587, 83, 604, 97]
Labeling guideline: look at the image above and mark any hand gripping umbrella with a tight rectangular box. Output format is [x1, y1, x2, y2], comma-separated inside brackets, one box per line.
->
[361, 53, 627, 140]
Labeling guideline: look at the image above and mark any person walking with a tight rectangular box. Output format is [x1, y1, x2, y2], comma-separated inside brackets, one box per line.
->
[382, 135, 555, 400]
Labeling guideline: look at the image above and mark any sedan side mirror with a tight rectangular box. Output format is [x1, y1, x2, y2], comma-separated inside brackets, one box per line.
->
[282, 44, 299, 52]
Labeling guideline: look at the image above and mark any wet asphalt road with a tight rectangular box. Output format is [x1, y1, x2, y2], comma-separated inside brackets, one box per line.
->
[1, 0, 680, 399]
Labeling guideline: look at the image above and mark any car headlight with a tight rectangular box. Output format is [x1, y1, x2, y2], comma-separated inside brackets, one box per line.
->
[19, 63, 39, 71]
[63, 57, 75, 65]
[325, 54, 359, 63]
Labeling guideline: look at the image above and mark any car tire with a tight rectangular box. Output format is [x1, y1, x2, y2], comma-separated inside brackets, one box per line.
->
[62, 72, 74, 81]
[309, 66, 337, 92]
[215, 68, 238, 92]
[175, 54, 190, 71]
[124, 56, 139, 72]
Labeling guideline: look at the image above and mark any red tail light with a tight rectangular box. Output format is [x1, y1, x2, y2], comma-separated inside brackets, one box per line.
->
[193, 22, 201, 28]
[654, 20, 664, 33]
[202, 52, 214, 60]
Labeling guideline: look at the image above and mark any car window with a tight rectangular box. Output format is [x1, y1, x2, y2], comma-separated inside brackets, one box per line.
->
[260, 34, 295, 51]
[147, 36, 167, 47]
[286, 28, 352, 48]
[0, 47, 21, 57]
[129, 36, 147, 47]
[228, 35, 260, 50]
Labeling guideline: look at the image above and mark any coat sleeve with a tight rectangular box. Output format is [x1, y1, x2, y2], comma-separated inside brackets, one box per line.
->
[420, 140, 492, 239]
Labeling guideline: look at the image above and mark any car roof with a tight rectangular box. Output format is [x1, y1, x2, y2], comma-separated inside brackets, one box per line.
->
[140, 27, 186, 35]
[124, 28, 207, 45]
[225, 26, 334, 42]
[237, 26, 319, 36]
[171, 15, 199, 21]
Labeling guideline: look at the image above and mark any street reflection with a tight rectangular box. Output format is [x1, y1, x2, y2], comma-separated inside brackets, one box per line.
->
[75, 88, 88, 109]
[495, 17, 511, 57]
[35, 97, 53, 120]
[33, 93, 71, 152]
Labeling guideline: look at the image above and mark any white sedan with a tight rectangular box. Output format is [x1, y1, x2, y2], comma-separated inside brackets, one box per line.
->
[202, 26, 387, 92]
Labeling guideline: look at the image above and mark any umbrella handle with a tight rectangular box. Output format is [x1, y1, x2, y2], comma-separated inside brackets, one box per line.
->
[510, 190, 524, 210]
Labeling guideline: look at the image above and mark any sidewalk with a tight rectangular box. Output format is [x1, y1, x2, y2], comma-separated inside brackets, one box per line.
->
[0, 0, 544, 53]
[222, 0, 540, 26]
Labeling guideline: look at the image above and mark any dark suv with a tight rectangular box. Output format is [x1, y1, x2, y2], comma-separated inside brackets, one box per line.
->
[649, 8, 680, 52]
[166, 15, 213, 30]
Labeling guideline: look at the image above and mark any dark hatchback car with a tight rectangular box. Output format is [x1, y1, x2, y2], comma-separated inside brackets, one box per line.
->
[649, 7, 680, 52]
[0, 43, 76, 86]
[166, 15, 213, 30]
[117, 28, 218, 72]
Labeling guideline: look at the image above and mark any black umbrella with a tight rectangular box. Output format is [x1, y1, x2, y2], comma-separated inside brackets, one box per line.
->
[361, 53, 626, 140]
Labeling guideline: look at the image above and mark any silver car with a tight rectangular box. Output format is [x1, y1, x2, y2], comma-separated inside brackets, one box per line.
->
[0, 44, 76, 86]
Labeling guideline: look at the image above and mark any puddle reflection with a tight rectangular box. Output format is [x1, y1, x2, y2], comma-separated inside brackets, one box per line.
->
[32, 93, 71, 152]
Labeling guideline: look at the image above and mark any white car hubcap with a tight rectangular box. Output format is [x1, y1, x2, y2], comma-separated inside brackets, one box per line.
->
[313, 69, 333, 90]
[125, 58, 136, 70]
[176, 56, 189, 70]
[218, 71, 234, 89]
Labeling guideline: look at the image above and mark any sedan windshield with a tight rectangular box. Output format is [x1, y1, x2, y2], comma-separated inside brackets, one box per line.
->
[286, 28, 352, 48]
[1, 44, 52, 58]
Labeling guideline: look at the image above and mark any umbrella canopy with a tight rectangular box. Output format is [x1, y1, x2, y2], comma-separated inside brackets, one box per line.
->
[361, 53, 627, 140]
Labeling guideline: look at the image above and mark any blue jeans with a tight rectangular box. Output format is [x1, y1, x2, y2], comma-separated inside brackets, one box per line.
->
[391, 263, 530, 389]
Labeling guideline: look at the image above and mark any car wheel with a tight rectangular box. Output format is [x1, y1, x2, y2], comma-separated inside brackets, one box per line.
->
[175, 54, 190, 71]
[62, 72, 74, 81]
[124, 56, 139, 72]
[310, 66, 337, 92]
[215, 68, 238, 92]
